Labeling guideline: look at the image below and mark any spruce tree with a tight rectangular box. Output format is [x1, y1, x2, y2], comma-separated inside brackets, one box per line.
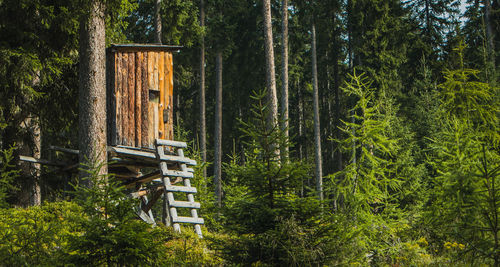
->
[427, 43, 499, 265]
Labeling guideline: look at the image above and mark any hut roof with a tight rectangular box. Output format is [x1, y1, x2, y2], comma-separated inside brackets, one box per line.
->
[109, 44, 182, 53]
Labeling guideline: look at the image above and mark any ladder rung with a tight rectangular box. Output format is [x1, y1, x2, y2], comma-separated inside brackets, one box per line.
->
[164, 185, 197, 193]
[155, 139, 188, 148]
[162, 169, 193, 178]
[170, 201, 200, 209]
[159, 154, 197, 165]
[172, 216, 204, 224]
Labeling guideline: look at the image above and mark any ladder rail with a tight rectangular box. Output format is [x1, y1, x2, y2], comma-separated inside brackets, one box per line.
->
[154, 139, 203, 237]
[177, 148, 203, 237]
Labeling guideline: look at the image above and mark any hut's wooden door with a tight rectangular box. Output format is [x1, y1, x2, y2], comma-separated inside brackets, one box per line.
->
[147, 51, 174, 143]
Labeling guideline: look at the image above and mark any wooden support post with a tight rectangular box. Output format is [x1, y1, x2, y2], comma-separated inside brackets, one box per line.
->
[121, 53, 129, 145]
[128, 52, 136, 147]
[135, 52, 142, 147]
[141, 52, 149, 147]
[143, 189, 163, 213]
[114, 53, 122, 145]
[159, 51, 165, 139]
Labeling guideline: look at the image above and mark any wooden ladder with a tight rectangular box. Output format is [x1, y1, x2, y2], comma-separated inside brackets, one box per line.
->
[155, 139, 203, 237]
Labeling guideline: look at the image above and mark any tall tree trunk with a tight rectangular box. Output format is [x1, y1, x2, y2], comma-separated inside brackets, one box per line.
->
[325, 52, 333, 175]
[296, 76, 304, 197]
[199, 0, 207, 178]
[280, 0, 289, 160]
[24, 72, 41, 206]
[425, 0, 430, 36]
[214, 51, 223, 208]
[79, 0, 107, 182]
[262, 0, 279, 158]
[19, 116, 41, 206]
[311, 23, 323, 201]
[484, 0, 495, 80]
[31, 118, 41, 206]
[347, 0, 353, 70]
[333, 51, 342, 172]
[155, 0, 162, 43]
[347, 0, 357, 168]
[297, 76, 303, 162]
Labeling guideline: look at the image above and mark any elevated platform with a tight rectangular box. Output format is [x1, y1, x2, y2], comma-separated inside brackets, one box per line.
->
[19, 139, 204, 237]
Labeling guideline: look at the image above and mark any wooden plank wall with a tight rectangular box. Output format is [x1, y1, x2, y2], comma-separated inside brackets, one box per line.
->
[108, 50, 174, 148]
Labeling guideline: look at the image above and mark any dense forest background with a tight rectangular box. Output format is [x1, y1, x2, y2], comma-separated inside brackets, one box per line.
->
[0, 0, 499, 265]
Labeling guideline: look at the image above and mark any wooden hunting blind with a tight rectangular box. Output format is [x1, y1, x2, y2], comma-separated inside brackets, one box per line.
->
[107, 44, 181, 148]
[21, 44, 204, 237]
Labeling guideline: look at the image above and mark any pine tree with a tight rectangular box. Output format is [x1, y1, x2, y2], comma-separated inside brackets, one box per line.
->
[331, 71, 401, 214]
[427, 43, 499, 265]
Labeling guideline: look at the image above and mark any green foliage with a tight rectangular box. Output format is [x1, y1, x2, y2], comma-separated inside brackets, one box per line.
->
[160, 0, 202, 47]
[0, 201, 82, 266]
[425, 43, 500, 265]
[0, 0, 499, 265]
[227, 90, 310, 210]
[0, 159, 221, 266]
[331, 71, 401, 213]
[124, 0, 201, 46]
[65, 160, 166, 265]
[427, 118, 500, 265]
[218, 90, 335, 265]
[439, 42, 499, 132]
[0, 145, 19, 207]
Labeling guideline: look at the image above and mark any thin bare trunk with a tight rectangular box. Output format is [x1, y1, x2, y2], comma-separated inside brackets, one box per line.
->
[29, 72, 41, 206]
[312, 23, 323, 201]
[155, 0, 162, 43]
[19, 116, 41, 206]
[79, 0, 107, 182]
[484, 0, 495, 78]
[199, 0, 206, 178]
[334, 52, 342, 172]
[296, 76, 304, 197]
[297, 77, 303, 162]
[280, 0, 289, 160]
[425, 0, 430, 36]
[262, 0, 279, 159]
[214, 51, 223, 208]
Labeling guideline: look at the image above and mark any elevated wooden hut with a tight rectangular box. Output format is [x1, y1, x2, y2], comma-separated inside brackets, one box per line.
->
[106, 44, 181, 148]
[21, 44, 204, 237]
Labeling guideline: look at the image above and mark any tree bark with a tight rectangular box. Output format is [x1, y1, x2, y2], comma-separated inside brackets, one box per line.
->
[311, 23, 323, 201]
[280, 0, 289, 160]
[214, 51, 223, 208]
[334, 50, 342, 172]
[199, 0, 207, 178]
[155, 0, 162, 43]
[24, 72, 41, 206]
[79, 0, 107, 182]
[425, 0, 430, 36]
[19, 116, 41, 206]
[484, 0, 495, 78]
[262, 0, 279, 158]
[297, 76, 303, 162]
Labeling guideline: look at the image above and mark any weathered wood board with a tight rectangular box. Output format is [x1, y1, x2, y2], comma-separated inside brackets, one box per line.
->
[107, 44, 179, 148]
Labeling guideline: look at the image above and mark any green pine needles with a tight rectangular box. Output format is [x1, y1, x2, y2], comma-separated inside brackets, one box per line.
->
[426, 42, 500, 265]
[331, 71, 401, 215]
